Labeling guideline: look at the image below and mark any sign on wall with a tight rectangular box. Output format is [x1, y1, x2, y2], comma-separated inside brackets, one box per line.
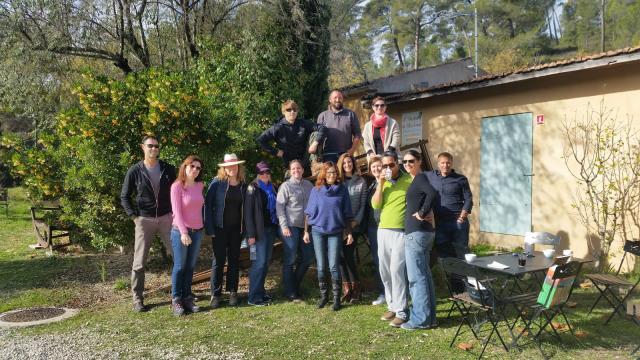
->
[401, 111, 423, 147]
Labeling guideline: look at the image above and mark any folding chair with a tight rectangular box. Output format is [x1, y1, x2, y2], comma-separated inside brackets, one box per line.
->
[507, 261, 582, 359]
[439, 257, 509, 359]
[585, 240, 640, 325]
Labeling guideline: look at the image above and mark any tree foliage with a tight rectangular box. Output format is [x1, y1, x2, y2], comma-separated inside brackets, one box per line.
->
[1, 19, 311, 249]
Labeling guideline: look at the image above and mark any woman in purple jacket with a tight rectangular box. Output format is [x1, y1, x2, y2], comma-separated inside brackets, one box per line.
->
[304, 161, 353, 311]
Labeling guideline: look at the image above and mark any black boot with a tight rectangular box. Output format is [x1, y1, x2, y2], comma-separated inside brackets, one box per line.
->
[332, 280, 341, 311]
[317, 280, 329, 309]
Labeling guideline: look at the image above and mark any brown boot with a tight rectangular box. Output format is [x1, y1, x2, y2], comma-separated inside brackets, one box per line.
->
[341, 282, 352, 303]
[349, 282, 361, 304]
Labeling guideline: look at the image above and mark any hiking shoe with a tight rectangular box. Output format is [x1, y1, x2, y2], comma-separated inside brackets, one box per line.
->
[380, 310, 396, 321]
[286, 295, 303, 304]
[229, 292, 239, 307]
[372, 294, 386, 306]
[183, 298, 200, 313]
[171, 299, 185, 316]
[400, 322, 438, 331]
[389, 317, 407, 328]
[210, 296, 221, 309]
[248, 300, 270, 307]
[132, 300, 148, 313]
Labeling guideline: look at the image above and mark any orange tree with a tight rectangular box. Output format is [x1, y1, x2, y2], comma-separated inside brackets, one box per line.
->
[2, 39, 303, 249]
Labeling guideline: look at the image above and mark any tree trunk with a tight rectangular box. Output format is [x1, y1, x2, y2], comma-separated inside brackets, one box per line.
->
[414, 21, 421, 70]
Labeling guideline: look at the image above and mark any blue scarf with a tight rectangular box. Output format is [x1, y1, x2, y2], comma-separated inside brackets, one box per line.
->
[258, 180, 278, 225]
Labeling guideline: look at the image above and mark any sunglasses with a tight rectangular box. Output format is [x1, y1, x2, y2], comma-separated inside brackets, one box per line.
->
[403, 159, 416, 165]
[145, 144, 160, 149]
[382, 163, 395, 169]
[373, 103, 386, 108]
[259, 171, 271, 175]
[285, 108, 297, 113]
[188, 164, 202, 171]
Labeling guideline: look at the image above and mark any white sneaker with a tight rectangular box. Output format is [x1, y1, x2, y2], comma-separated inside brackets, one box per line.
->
[371, 294, 386, 306]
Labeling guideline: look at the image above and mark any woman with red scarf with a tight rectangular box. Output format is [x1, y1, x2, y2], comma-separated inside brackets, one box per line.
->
[363, 96, 401, 160]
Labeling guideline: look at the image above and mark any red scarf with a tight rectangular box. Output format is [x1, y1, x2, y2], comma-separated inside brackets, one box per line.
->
[370, 113, 388, 144]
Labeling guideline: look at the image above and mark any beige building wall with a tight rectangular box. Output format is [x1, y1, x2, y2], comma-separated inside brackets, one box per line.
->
[347, 62, 640, 265]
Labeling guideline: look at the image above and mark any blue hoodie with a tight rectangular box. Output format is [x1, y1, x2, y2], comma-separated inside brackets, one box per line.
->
[305, 184, 353, 235]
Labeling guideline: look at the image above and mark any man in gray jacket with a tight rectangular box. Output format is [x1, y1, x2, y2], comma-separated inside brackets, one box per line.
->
[276, 160, 315, 301]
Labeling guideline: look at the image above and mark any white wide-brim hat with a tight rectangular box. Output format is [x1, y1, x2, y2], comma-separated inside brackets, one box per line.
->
[218, 153, 245, 167]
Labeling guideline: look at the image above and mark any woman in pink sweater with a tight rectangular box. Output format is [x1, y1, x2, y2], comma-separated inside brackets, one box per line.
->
[170, 155, 205, 316]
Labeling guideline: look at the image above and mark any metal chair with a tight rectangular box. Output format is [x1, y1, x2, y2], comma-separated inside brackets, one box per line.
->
[506, 261, 582, 359]
[439, 257, 510, 359]
[0, 188, 7, 216]
[585, 240, 640, 325]
[524, 232, 560, 253]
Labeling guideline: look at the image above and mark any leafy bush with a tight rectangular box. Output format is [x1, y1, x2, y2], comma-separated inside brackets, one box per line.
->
[3, 39, 304, 250]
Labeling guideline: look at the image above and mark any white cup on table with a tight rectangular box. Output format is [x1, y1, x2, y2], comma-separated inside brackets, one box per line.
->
[543, 249, 555, 258]
[465, 253, 477, 262]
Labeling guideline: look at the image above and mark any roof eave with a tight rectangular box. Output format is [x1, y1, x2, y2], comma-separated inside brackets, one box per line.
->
[386, 51, 640, 104]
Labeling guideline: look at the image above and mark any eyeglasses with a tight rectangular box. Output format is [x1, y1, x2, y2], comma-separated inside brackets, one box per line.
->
[373, 104, 386, 108]
[382, 163, 395, 169]
[188, 164, 202, 171]
[403, 159, 416, 165]
[285, 108, 297, 113]
[145, 144, 160, 149]
[259, 171, 271, 175]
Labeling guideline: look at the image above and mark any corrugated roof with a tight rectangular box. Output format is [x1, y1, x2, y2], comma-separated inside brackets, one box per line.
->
[384, 46, 640, 103]
[339, 57, 478, 95]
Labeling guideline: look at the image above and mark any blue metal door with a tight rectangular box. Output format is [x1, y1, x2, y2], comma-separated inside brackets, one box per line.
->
[480, 113, 532, 235]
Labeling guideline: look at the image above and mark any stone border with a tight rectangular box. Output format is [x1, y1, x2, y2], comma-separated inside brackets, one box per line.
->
[0, 308, 79, 328]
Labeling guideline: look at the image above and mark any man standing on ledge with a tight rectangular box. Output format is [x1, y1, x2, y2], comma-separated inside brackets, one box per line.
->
[316, 90, 362, 163]
[426, 152, 473, 293]
[121, 135, 177, 312]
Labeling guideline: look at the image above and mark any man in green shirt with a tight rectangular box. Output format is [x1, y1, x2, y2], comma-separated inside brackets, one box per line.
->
[372, 151, 412, 327]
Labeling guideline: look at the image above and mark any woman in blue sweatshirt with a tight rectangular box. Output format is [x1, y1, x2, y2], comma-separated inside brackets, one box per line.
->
[304, 161, 353, 311]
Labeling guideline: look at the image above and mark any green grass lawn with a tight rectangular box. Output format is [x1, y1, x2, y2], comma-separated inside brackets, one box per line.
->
[1, 187, 639, 359]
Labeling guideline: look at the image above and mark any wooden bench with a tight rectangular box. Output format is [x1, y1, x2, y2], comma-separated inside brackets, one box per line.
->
[30, 206, 72, 249]
[0, 188, 7, 216]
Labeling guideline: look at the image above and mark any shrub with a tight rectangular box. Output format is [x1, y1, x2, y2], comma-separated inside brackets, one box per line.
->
[3, 40, 303, 250]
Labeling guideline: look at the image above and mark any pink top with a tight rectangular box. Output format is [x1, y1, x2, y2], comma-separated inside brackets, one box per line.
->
[171, 181, 205, 234]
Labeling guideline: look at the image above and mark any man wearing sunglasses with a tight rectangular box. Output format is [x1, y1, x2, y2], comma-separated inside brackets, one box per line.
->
[371, 151, 413, 328]
[121, 135, 177, 312]
[257, 99, 326, 175]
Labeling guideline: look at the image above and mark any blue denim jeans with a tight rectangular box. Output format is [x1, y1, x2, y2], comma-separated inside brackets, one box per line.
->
[171, 227, 203, 300]
[434, 219, 470, 259]
[311, 230, 342, 282]
[248, 226, 275, 303]
[435, 219, 470, 293]
[281, 226, 315, 298]
[405, 231, 437, 328]
[367, 225, 385, 296]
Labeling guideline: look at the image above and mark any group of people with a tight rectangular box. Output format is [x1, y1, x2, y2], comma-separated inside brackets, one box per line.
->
[120, 90, 473, 330]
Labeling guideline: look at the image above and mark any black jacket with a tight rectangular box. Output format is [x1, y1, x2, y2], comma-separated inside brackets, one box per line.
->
[244, 181, 278, 239]
[257, 117, 326, 166]
[404, 172, 437, 233]
[120, 160, 176, 218]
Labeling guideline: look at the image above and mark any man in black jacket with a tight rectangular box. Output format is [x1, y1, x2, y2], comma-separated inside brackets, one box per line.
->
[120, 135, 176, 312]
[257, 99, 326, 175]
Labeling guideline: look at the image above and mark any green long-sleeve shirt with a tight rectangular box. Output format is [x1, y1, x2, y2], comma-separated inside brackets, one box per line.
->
[372, 173, 412, 229]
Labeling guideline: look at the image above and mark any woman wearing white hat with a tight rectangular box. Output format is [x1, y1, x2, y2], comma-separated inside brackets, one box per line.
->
[204, 153, 247, 308]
